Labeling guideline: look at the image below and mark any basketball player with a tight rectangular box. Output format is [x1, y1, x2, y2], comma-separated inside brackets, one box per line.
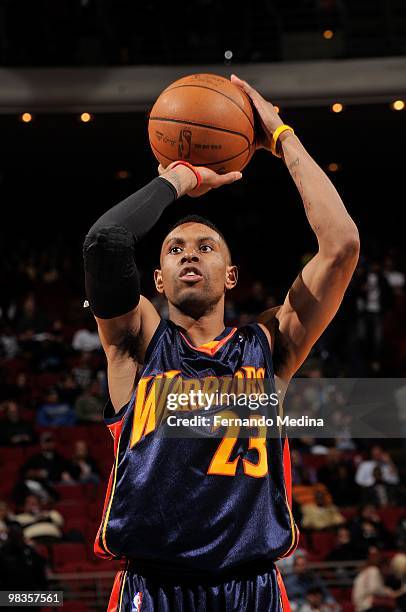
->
[83, 75, 359, 611]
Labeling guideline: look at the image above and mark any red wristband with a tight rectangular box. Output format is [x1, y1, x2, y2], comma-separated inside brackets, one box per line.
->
[170, 161, 202, 190]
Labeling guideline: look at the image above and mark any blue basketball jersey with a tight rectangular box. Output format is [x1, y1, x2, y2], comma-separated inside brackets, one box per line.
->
[95, 319, 298, 572]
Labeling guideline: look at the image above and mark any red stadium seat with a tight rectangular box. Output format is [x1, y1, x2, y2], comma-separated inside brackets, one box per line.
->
[87, 500, 103, 522]
[0, 447, 25, 465]
[340, 507, 357, 522]
[55, 501, 87, 519]
[309, 530, 337, 560]
[52, 542, 88, 570]
[378, 507, 405, 533]
[35, 372, 60, 390]
[302, 454, 328, 470]
[54, 484, 86, 501]
[58, 426, 91, 444]
[63, 516, 91, 539]
[33, 542, 50, 561]
[0, 465, 21, 494]
[22, 444, 42, 460]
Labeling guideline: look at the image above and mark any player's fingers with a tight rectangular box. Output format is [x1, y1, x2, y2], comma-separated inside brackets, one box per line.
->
[231, 74, 264, 106]
[157, 164, 165, 175]
[212, 171, 242, 188]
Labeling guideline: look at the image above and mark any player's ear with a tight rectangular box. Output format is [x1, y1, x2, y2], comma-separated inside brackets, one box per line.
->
[154, 268, 164, 293]
[225, 265, 238, 290]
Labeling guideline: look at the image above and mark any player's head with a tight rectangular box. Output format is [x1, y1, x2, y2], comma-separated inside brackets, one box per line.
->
[154, 215, 238, 318]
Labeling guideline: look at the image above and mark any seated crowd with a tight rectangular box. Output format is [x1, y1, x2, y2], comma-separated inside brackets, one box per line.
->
[0, 245, 405, 609]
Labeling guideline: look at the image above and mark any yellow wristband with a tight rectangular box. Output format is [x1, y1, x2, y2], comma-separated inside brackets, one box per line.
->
[271, 124, 295, 157]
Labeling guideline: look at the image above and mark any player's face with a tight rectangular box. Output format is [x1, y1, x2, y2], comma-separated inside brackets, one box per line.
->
[155, 223, 237, 316]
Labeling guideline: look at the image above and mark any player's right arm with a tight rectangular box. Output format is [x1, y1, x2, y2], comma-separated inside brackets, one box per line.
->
[84, 163, 241, 412]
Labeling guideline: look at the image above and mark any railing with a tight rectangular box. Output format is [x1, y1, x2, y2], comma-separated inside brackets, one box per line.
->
[46, 560, 365, 610]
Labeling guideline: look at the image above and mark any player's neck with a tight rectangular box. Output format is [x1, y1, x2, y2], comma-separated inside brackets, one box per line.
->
[168, 301, 226, 346]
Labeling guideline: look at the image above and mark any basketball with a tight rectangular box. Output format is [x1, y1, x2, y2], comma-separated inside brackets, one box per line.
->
[148, 73, 255, 174]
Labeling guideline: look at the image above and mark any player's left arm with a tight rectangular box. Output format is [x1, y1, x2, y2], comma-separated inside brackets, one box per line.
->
[231, 75, 360, 381]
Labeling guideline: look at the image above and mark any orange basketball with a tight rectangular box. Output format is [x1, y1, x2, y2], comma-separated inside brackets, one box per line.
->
[148, 73, 255, 174]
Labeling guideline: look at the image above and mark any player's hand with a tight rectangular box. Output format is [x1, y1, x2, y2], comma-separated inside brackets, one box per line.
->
[230, 74, 284, 151]
[158, 162, 242, 198]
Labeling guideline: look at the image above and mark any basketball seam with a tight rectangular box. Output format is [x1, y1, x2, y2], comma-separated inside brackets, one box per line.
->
[149, 140, 250, 167]
[149, 116, 251, 149]
[163, 84, 255, 135]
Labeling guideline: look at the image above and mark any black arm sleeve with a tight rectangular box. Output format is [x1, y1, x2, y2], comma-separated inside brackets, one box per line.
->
[83, 177, 177, 319]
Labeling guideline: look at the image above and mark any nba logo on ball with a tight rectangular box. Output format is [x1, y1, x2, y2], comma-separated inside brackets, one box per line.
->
[178, 128, 192, 159]
[131, 592, 143, 611]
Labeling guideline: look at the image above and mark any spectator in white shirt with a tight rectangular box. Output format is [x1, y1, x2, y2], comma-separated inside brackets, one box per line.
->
[355, 445, 399, 488]
[72, 316, 101, 352]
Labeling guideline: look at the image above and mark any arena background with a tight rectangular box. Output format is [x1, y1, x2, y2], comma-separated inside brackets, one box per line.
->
[0, 2, 405, 610]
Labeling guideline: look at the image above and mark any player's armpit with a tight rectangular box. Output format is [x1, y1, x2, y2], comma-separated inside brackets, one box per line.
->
[258, 245, 359, 381]
[257, 307, 293, 382]
[258, 305, 289, 379]
[97, 295, 160, 356]
[96, 296, 161, 413]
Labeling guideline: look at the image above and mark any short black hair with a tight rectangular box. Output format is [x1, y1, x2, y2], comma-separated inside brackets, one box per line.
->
[165, 215, 232, 262]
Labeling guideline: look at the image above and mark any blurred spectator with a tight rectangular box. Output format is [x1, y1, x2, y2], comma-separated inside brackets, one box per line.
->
[57, 372, 81, 405]
[0, 372, 35, 410]
[12, 469, 59, 507]
[74, 379, 104, 423]
[70, 440, 100, 484]
[357, 261, 393, 372]
[331, 410, 356, 451]
[277, 547, 307, 574]
[362, 466, 398, 507]
[352, 547, 402, 612]
[349, 505, 392, 553]
[355, 445, 399, 488]
[383, 255, 405, 296]
[20, 431, 75, 484]
[326, 527, 364, 562]
[35, 319, 70, 371]
[0, 524, 48, 590]
[293, 482, 332, 507]
[301, 489, 345, 531]
[0, 500, 19, 534]
[15, 294, 47, 336]
[291, 449, 317, 486]
[284, 555, 339, 609]
[396, 517, 406, 552]
[72, 351, 94, 389]
[297, 587, 339, 612]
[13, 494, 63, 543]
[0, 400, 35, 446]
[36, 388, 76, 426]
[385, 553, 406, 611]
[0, 323, 19, 359]
[318, 448, 359, 506]
[240, 281, 267, 314]
[72, 318, 101, 352]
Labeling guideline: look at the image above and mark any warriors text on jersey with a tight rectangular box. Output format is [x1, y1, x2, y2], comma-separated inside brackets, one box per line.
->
[95, 319, 299, 572]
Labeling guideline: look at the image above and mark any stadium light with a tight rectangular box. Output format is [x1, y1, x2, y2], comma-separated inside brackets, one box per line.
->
[391, 100, 405, 111]
[331, 103, 344, 113]
[80, 112, 93, 123]
[323, 30, 334, 40]
[20, 112, 33, 123]
[328, 163, 340, 172]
